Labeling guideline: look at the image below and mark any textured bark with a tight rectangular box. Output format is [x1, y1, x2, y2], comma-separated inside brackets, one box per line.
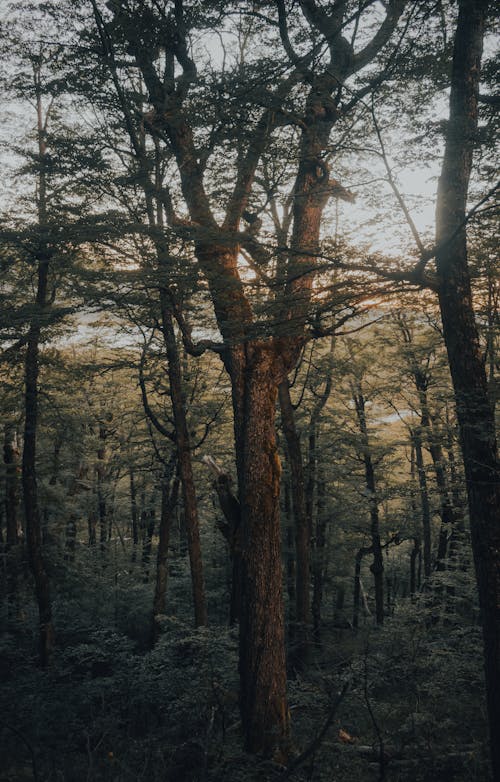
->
[434, 2, 500, 776]
[159, 293, 207, 627]
[237, 344, 289, 755]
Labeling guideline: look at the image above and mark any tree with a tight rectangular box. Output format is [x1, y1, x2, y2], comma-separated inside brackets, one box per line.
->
[432, 1, 500, 775]
[83, 0, 408, 754]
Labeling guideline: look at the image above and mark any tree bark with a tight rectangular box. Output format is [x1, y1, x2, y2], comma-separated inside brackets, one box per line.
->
[159, 293, 207, 627]
[434, 2, 500, 776]
[236, 343, 289, 756]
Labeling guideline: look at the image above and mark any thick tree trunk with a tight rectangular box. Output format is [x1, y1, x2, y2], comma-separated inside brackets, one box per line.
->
[434, 2, 500, 776]
[159, 292, 207, 627]
[235, 344, 289, 756]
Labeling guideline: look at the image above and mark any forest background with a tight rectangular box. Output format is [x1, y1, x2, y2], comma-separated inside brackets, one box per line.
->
[0, 1, 498, 780]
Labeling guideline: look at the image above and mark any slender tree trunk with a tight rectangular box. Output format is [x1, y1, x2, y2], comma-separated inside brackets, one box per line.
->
[434, 2, 500, 776]
[416, 382, 457, 569]
[283, 479, 296, 610]
[4, 424, 20, 547]
[410, 537, 421, 597]
[278, 380, 309, 668]
[312, 465, 327, 642]
[64, 515, 77, 562]
[353, 387, 384, 624]
[142, 506, 156, 583]
[204, 457, 242, 625]
[412, 429, 432, 579]
[130, 470, 139, 563]
[159, 293, 207, 627]
[96, 417, 110, 556]
[22, 260, 55, 667]
[152, 467, 179, 644]
[353, 546, 372, 630]
[88, 514, 97, 546]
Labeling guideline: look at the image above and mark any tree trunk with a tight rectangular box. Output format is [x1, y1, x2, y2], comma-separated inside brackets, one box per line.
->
[410, 537, 420, 597]
[22, 260, 55, 668]
[130, 469, 139, 563]
[435, 2, 500, 776]
[152, 467, 179, 644]
[159, 292, 207, 627]
[4, 424, 20, 547]
[142, 506, 156, 583]
[412, 429, 432, 579]
[235, 344, 289, 756]
[312, 465, 327, 642]
[353, 387, 384, 625]
[96, 417, 111, 556]
[203, 457, 242, 625]
[353, 546, 372, 630]
[283, 479, 296, 611]
[278, 380, 310, 668]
